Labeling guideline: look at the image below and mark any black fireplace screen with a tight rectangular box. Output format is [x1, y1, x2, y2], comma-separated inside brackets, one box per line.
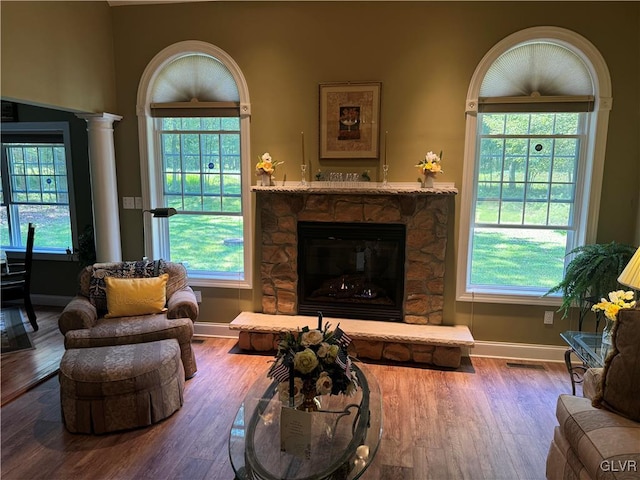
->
[297, 221, 406, 322]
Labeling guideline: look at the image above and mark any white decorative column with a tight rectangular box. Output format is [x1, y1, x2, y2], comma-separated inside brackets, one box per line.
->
[77, 113, 123, 262]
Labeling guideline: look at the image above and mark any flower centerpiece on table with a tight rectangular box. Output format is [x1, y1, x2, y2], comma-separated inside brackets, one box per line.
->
[256, 152, 284, 186]
[415, 150, 443, 188]
[268, 318, 358, 412]
[591, 290, 636, 348]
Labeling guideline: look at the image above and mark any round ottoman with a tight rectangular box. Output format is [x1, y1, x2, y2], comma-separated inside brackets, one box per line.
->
[59, 339, 185, 434]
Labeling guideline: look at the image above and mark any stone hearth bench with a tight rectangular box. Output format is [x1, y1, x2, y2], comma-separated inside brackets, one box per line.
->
[229, 312, 474, 369]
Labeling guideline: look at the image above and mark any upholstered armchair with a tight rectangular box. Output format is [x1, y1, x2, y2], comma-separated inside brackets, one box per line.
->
[546, 308, 640, 479]
[59, 260, 199, 378]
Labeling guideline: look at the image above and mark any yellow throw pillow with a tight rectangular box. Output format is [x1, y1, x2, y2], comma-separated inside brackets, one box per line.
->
[104, 274, 169, 318]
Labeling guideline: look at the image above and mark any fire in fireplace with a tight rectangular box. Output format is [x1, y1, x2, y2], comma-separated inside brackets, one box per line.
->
[297, 221, 406, 322]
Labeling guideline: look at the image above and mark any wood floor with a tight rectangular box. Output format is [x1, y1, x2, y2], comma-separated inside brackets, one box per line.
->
[0, 308, 574, 480]
[1, 306, 65, 406]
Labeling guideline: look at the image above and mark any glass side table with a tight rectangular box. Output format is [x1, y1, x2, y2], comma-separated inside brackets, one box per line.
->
[560, 331, 607, 395]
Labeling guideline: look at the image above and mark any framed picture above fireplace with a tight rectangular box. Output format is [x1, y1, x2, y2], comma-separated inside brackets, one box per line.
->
[319, 82, 381, 159]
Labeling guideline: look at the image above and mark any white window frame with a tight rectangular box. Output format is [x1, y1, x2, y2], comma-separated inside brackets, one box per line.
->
[1, 121, 78, 260]
[136, 41, 253, 289]
[456, 26, 612, 306]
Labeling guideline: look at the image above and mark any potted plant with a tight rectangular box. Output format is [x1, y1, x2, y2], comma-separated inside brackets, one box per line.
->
[546, 242, 636, 331]
[76, 225, 96, 268]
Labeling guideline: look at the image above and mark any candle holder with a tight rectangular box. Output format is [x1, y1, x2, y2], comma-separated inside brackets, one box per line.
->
[300, 164, 308, 186]
[382, 165, 389, 187]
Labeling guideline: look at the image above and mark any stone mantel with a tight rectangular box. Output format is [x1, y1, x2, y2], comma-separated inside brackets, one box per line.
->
[251, 181, 458, 196]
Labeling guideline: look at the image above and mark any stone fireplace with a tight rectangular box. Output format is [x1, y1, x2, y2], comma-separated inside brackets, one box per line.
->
[257, 184, 457, 325]
[231, 184, 473, 368]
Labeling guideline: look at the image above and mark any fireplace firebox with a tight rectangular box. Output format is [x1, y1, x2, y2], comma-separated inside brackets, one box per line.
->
[297, 221, 406, 322]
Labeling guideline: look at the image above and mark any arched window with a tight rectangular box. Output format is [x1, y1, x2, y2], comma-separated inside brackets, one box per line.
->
[137, 41, 252, 288]
[456, 27, 612, 305]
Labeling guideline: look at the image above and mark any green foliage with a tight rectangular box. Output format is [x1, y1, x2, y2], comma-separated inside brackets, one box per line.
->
[545, 242, 636, 318]
[77, 225, 96, 268]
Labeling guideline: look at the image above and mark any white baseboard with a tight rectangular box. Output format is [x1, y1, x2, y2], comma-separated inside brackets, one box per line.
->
[468, 340, 569, 363]
[194, 321, 239, 338]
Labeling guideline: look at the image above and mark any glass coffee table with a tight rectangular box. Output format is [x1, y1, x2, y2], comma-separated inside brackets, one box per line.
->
[229, 362, 382, 480]
[560, 331, 607, 395]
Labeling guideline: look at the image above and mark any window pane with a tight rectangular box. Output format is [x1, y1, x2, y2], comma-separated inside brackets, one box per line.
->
[549, 202, 572, 226]
[475, 200, 500, 223]
[480, 114, 506, 135]
[530, 114, 555, 135]
[554, 114, 579, 135]
[203, 174, 221, 195]
[184, 195, 203, 211]
[184, 174, 202, 195]
[470, 227, 567, 289]
[168, 213, 244, 277]
[0, 208, 9, 246]
[502, 182, 525, 202]
[523, 201, 548, 225]
[15, 204, 72, 251]
[203, 196, 221, 211]
[477, 181, 501, 200]
[221, 118, 240, 130]
[166, 195, 184, 210]
[504, 114, 530, 135]
[222, 197, 242, 213]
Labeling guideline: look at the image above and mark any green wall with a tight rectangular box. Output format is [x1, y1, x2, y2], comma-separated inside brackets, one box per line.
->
[1, 1, 117, 113]
[2, 1, 639, 347]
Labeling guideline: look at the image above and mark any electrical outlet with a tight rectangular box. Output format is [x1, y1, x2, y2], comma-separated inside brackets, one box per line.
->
[544, 311, 554, 325]
[194, 290, 202, 303]
[134, 197, 143, 209]
[122, 197, 134, 209]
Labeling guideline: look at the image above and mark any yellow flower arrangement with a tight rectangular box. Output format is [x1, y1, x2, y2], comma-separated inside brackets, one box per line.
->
[256, 152, 284, 176]
[591, 290, 636, 321]
[416, 151, 444, 176]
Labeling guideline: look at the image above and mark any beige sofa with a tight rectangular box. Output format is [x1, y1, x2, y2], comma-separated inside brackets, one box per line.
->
[546, 308, 640, 479]
[59, 260, 199, 378]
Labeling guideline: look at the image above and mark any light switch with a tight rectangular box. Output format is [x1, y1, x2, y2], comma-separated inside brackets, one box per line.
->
[122, 197, 134, 209]
[134, 197, 143, 209]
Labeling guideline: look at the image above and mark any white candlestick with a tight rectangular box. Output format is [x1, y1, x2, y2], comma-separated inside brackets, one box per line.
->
[301, 131, 305, 166]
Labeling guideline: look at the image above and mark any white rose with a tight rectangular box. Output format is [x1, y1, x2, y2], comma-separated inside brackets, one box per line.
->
[316, 372, 333, 395]
[317, 342, 331, 358]
[278, 377, 303, 405]
[300, 329, 324, 347]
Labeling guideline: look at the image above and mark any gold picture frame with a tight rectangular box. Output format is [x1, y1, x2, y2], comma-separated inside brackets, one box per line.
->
[319, 82, 381, 159]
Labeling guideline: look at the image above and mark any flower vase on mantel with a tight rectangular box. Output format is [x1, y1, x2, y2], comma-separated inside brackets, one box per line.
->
[423, 173, 435, 188]
[260, 173, 272, 186]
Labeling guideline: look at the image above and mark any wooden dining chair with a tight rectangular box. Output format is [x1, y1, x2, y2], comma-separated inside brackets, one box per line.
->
[1, 223, 37, 331]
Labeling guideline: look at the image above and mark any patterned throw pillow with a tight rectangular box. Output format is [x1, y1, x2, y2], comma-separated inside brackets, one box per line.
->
[88, 259, 166, 313]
